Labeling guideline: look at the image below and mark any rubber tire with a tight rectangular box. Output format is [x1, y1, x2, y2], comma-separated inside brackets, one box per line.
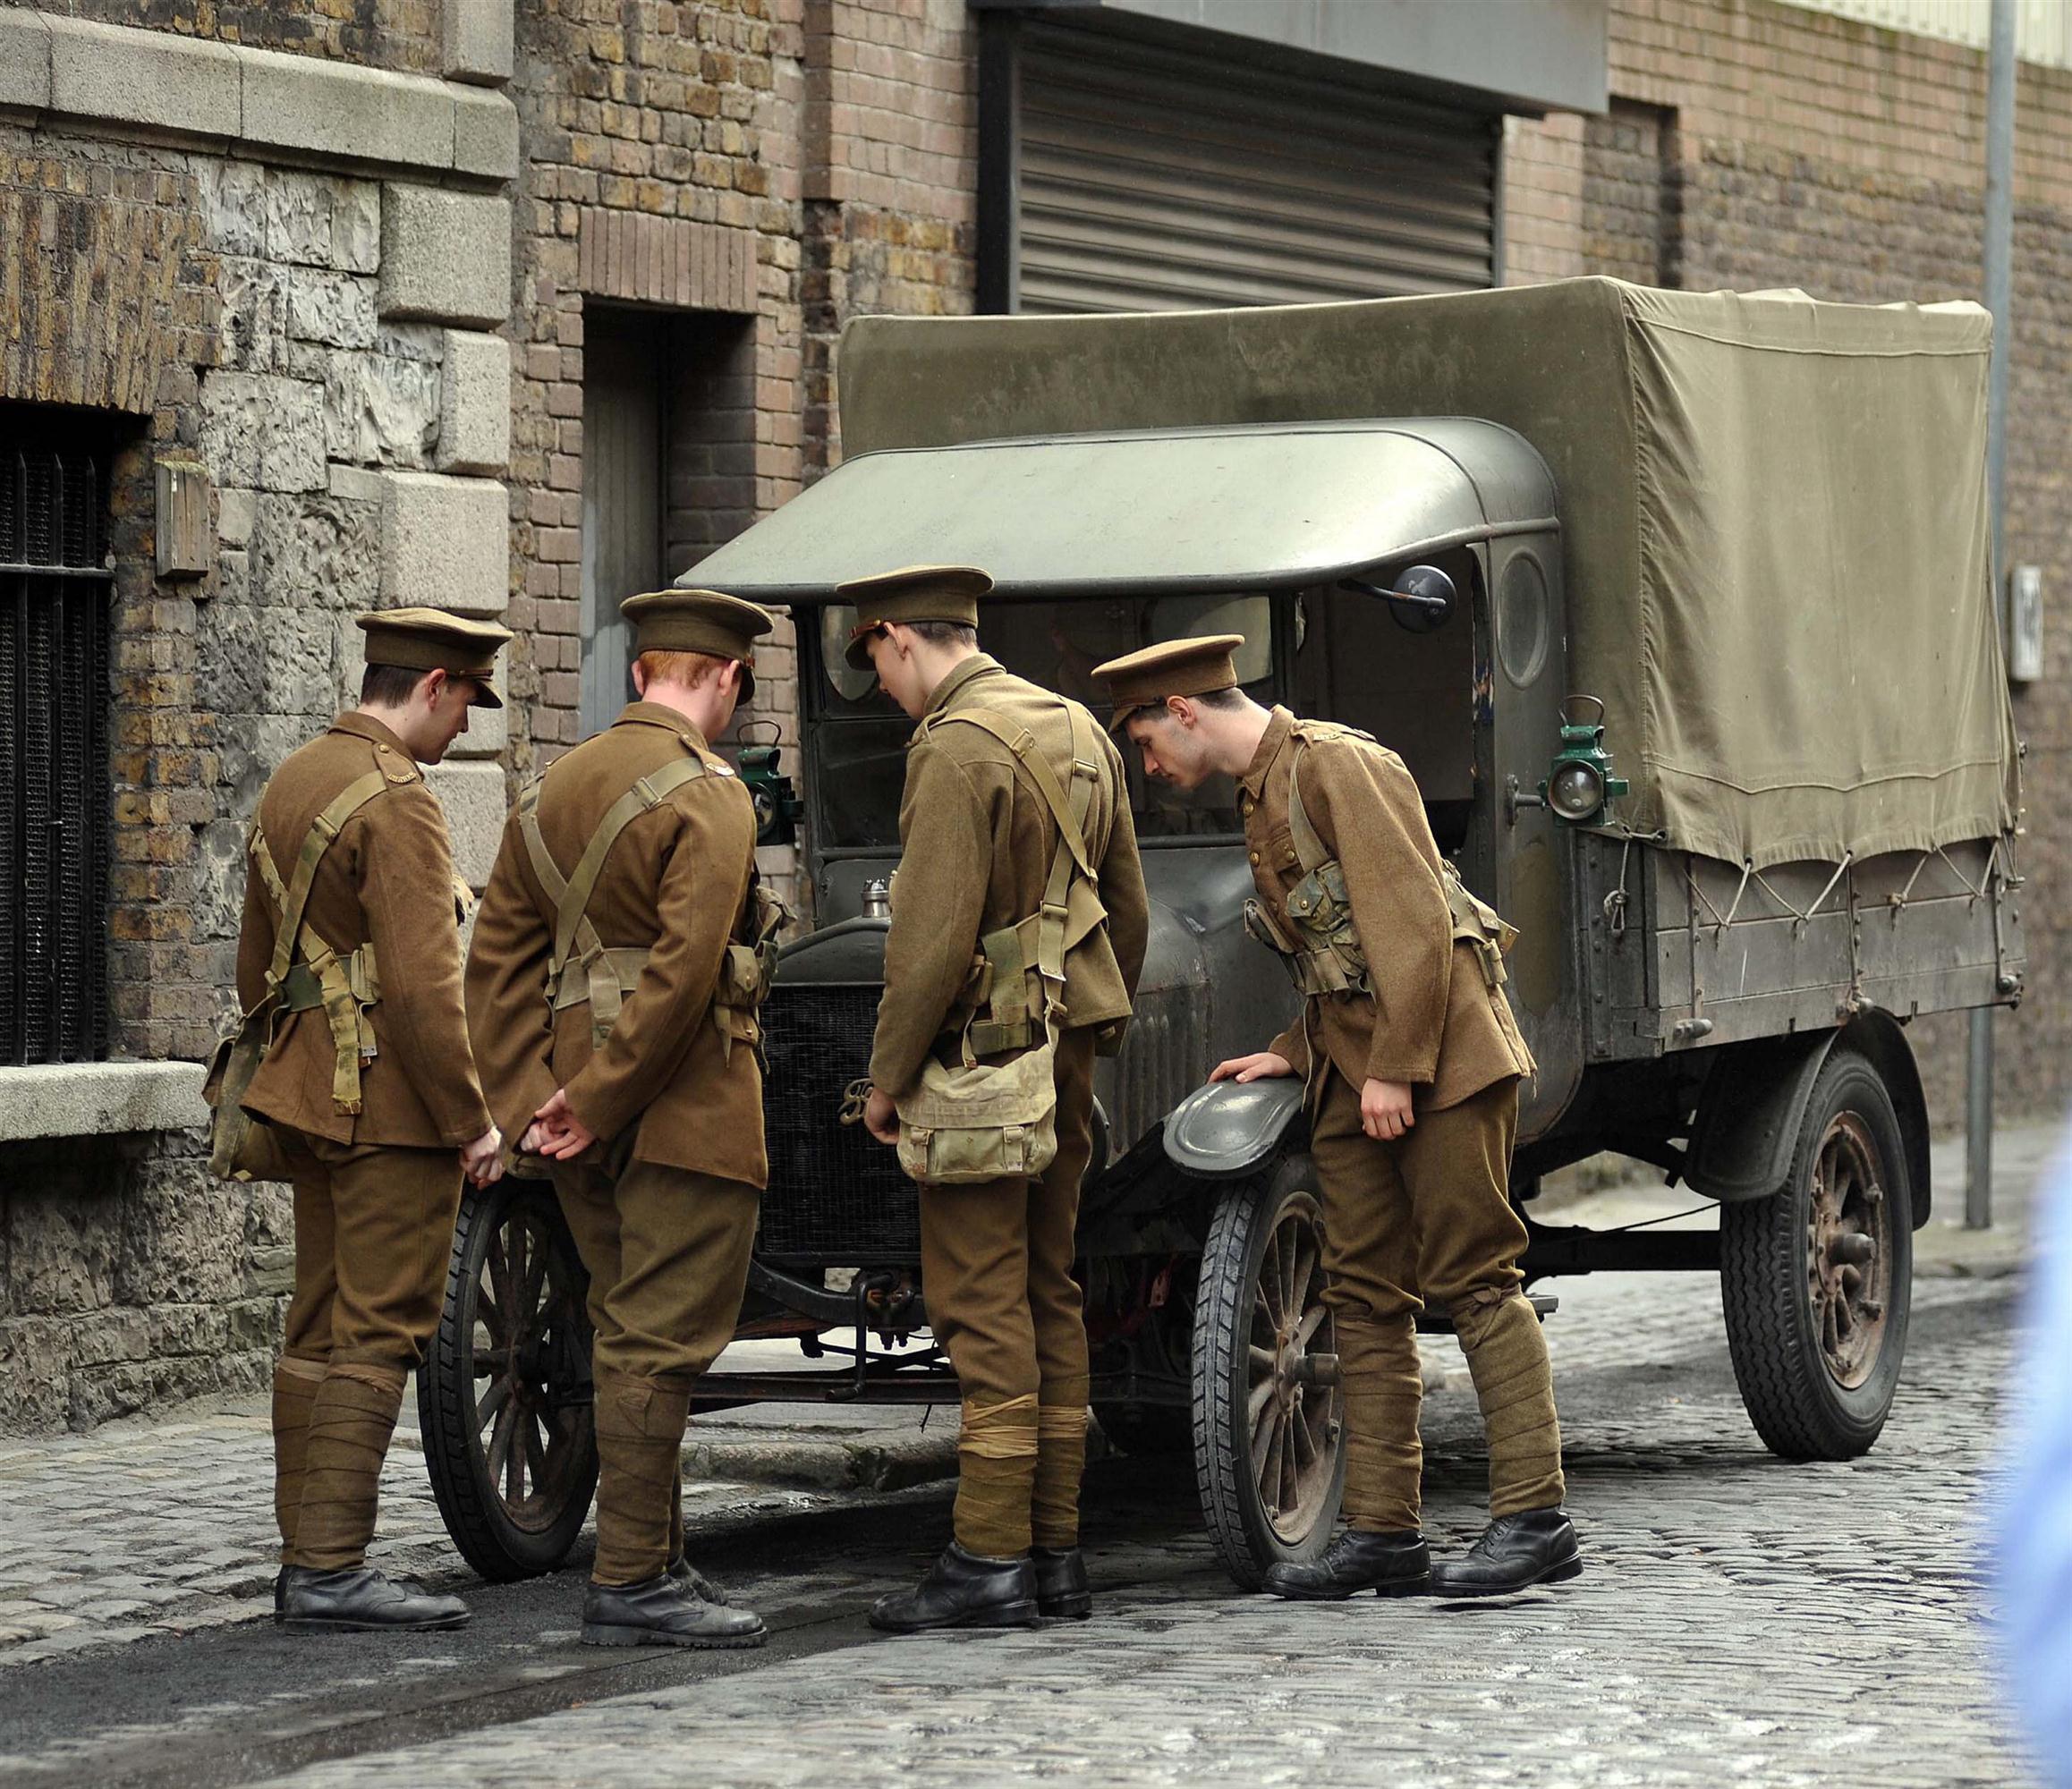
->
[419, 1175, 599, 1581]
[1720, 1048, 1915, 1462]
[1192, 1153, 1346, 1590]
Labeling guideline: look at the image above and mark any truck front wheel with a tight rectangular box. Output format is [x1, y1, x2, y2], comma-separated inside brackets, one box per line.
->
[1192, 1153, 1347, 1589]
[419, 1176, 599, 1580]
[1720, 1048, 1914, 1460]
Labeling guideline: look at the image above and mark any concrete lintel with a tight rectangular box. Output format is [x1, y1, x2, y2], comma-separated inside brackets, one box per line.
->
[0, 10, 53, 114]
[26, 11, 519, 184]
[47, 15, 242, 141]
[452, 86, 520, 181]
[0, 1061, 208, 1144]
[241, 47, 455, 172]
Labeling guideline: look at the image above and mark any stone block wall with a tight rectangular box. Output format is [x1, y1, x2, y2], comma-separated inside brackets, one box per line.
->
[1502, 0, 2072, 1125]
[0, 9, 519, 1431]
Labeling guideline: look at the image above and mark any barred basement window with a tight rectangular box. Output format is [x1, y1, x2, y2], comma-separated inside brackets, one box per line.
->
[0, 412, 114, 1065]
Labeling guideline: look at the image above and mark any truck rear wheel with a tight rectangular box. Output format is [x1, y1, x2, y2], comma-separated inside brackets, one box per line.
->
[419, 1176, 599, 1581]
[1192, 1153, 1346, 1589]
[1720, 1048, 1913, 1461]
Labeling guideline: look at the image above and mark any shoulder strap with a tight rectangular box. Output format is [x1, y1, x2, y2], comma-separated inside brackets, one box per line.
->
[251, 769, 392, 990]
[519, 749, 709, 1055]
[930, 705, 1099, 880]
[1287, 742, 1330, 876]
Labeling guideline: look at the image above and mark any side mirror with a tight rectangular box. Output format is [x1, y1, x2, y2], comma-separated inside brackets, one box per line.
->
[1341, 564, 1456, 634]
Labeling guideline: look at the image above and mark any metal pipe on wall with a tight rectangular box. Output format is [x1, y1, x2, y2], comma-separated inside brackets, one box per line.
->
[1969, 0, 2016, 1232]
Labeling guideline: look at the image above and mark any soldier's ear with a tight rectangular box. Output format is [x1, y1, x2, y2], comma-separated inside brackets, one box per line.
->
[423, 667, 452, 709]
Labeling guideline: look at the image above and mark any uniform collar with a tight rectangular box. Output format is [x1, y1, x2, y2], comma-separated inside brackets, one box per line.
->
[922, 652, 1003, 720]
[615, 699, 710, 750]
[331, 710, 415, 759]
[1238, 706, 1295, 801]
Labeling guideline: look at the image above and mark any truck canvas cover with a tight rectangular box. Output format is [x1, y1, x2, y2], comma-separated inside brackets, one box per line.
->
[836, 278, 2019, 871]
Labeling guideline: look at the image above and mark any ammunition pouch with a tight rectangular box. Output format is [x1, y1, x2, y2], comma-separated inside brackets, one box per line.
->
[1248, 732, 1518, 1007]
[892, 700, 1109, 1186]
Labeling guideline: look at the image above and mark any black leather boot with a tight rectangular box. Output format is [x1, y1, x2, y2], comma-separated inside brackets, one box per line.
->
[1031, 1547, 1091, 1620]
[869, 1544, 1040, 1633]
[1263, 1530, 1431, 1600]
[273, 1567, 286, 1624]
[280, 1564, 470, 1632]
[1430, 1509, 1582, 1598]
[582, 1573, 766, 1649]
[667, 1553, 734, 1607]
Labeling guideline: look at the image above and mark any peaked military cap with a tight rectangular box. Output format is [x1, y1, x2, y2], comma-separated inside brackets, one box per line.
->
[836, 564, 994, 670]
[1091, 633, 1245, 732]
[622, 588, 774, 706]
[356, 606, 514, 708]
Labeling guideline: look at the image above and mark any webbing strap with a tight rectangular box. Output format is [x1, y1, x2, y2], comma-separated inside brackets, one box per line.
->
[1285, 732, 1514, 989]
[248, 768, 391, 1114]
[519, 750, 708, 1049]
[933, 706, 1101, 881]
[934, 703, 1104, 1061]
[1287, 742, 1329, 878]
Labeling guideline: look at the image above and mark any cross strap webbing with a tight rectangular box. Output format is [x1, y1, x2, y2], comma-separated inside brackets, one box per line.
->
[924, 701, 1106, 1057]
[247, 768, 391, 1114]
[517, 750, 708, 1049]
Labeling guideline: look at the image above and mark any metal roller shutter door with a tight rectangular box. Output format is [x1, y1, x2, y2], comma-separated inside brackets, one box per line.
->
[1015, 19, 1499, 316]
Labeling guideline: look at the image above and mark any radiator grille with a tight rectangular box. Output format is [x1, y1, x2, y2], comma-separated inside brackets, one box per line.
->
[758, 982, 921, 1262]
[1, 429, 113, 1066]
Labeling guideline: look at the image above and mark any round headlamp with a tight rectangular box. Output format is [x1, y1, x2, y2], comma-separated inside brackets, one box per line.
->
[1547, 759, 1607, 822]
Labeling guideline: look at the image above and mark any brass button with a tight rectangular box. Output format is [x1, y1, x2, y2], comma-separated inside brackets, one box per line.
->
[1249, 851, 1261, 864]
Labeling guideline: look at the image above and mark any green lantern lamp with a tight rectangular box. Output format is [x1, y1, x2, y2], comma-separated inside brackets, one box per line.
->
[1541, 695, 1630, 825]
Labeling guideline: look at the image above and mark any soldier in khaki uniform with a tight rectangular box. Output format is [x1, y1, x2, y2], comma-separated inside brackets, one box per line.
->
[233, 608, 511, 1632]
[466, 589, 780, 1650]
[846, 565, 1150, 1632]
[1094, 635, 1581, 1599]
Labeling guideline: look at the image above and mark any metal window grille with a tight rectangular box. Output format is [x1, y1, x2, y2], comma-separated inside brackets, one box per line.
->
[0, 421, 113, 1065]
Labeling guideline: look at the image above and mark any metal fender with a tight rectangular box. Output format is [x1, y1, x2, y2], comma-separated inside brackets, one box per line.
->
[1162, 1077, 1308, 1179]
[1685, 1012, 1932, 1227]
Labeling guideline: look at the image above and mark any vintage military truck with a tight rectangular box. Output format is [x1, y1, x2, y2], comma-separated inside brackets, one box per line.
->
[420, 280, 2024, 1590]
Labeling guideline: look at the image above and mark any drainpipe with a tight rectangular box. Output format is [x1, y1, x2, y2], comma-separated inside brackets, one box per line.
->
[1968, 0, 2016, 1232]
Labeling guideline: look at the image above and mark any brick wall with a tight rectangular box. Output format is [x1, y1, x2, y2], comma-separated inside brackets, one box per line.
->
[1502, 0, 2072, 1125]
[504, 0, 976, 830]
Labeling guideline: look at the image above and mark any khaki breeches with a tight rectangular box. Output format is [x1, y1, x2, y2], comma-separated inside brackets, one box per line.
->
[551, 1157, 759, 1584]
[274, 1131, 463, 1568]
[918, 1025, 1099, 1556]
[1307, 1072, 1566, 1531]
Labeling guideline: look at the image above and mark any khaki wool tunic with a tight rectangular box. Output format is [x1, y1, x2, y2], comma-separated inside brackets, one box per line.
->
[465, 701, 769, 1187]
[234, 712, 492, 1149]
[1240, 707, 1536, 1109]
[869, 656, 1151, 1097]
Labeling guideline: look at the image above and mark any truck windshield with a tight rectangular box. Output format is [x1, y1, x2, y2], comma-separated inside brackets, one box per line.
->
[807, 593, 1280, 851]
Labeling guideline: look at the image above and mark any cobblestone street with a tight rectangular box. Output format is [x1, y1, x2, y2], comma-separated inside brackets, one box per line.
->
[0, 1129, 2049, 1788]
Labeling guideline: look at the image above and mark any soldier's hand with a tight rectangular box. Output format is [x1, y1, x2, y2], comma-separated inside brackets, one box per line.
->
[531, 1088, 598, 1161]
[1210, 1051, 1295, 1083]
[1360, 1078, 1415, 1141]
[862, 1085, 900, 1146]
[461, 1126, 505, 1186]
